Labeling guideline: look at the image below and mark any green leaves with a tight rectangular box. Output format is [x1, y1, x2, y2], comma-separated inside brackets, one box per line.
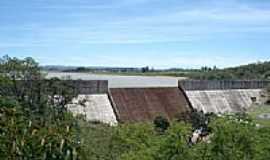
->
[0, 101, 81, 160]
[154, 116, 170, 133]
[79, 116, 270, 160]
[209, 116, 256, 160]
[0, 55, 81, 159]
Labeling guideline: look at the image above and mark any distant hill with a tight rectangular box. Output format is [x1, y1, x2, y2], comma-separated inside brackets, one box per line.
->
[189, 61, 270, 80]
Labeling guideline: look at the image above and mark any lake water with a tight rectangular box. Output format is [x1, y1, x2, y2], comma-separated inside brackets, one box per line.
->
[46, 72, 185, 88]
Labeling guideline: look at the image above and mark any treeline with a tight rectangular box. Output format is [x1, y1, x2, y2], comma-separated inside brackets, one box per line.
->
[188, 61, 270, 80]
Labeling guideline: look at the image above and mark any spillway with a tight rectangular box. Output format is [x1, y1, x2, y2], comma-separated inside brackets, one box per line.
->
[109, 87, 191, 122]
[67, 94, 117, 125]
[185, 89, 264, 113]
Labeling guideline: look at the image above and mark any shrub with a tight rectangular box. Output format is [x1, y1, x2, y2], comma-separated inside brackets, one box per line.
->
[154, 116, 170, 133]
[0, 56, 81, 159]
[266, 84, 270, 104]
[0, 100, 81, 159]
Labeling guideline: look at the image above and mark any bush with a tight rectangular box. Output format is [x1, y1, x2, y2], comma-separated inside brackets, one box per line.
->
[154, 116, 170, 133]
[79, 116, 270, 160]
[266, 85, 270, 104]
[0, 100, 81, 159]
[208, 116, 257, 160]
[0, 56, 81, 159]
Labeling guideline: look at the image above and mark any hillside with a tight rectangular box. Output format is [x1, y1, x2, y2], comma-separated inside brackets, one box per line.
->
[189, 61, 270, 80]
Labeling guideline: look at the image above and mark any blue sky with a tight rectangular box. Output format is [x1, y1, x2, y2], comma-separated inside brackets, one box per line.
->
[0, 0, 269, 68]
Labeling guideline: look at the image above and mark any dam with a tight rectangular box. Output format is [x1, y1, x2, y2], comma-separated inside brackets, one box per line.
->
[53, 79, 270, 124]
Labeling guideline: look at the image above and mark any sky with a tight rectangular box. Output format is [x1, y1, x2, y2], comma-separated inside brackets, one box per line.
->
[0, 0, 270, 69]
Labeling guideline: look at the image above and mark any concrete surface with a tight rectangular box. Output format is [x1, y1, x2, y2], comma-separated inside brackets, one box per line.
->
[185, 89, 264, 113]
[110, 87, 191, 122]
[67, 94, 117, 125]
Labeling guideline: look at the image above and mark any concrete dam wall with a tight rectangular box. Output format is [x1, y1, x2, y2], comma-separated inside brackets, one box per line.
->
[65, 80, 108, 94]
[44, 79, 269, 124]
[179, 80, 270, 90]
[185, 89, 264, 113]
[109, 87, 191, 122]
[180, 80, 268, 114]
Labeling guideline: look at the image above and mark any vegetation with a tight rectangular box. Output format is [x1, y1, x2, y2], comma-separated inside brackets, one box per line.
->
[266, 85, 270, 104]
[248, 105, 270, 127]
[0, 55, 81, 159]
[153, 116, 170, 133]
[78, 114, 270, 160]
[1, 55, 270, 159]
[188, 61, 270, 80]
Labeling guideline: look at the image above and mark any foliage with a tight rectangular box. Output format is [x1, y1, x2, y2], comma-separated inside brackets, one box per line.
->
[0, 55, 78, 120]
[0, 98, 81, 159]
[110, 123, 160, 160]
[208, 115, 256, 160]
[153, 116, 170, 133]
[141, 66, 150, 73]
[266, 84, 270, 104]
[189, 109, 214, 131]
[0, 55, 81, 159]
[155, 122, 193, 160]
[78, 115, 270, 160]
[254, 127, 270, 159]
[78, 121, 115, 160]
[188, 61, 270, 80]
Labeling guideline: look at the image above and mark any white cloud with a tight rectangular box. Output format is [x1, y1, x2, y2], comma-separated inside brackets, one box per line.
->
[2, 0, 270, 46]
[0, 0, 269, 68]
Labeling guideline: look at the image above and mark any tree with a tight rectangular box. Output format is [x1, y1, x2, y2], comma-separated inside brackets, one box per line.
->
[155, 122, 193, 160]
[0, 55, 77, 120]
[0, 55, 81, 159]
[264, 71, 270, 79]
[141, 66, 149, 73]
[208, 116, 257, 160]
[0, 98, 81, 159]
[189, 109, 213, 131]
[265, 84, 270, 104]
[154, 116, 170, 133]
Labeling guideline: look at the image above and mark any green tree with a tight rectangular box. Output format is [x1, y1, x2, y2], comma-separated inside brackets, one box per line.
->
[0, 97, 81, 160]
[254, 127, 270, 160]
[141, 66, 149, 73]
[264, 71, 270, 79]
[0, 55, 81, 159]
[266, 84, 270, 104]
[208, 115, 256, 160]
[0, 55, 77, 121]
[154, 116, 170, 133]
[155, 122, 193, 160]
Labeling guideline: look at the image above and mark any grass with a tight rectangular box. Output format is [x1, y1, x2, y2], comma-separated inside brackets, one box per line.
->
[248, 104, 270, 127]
